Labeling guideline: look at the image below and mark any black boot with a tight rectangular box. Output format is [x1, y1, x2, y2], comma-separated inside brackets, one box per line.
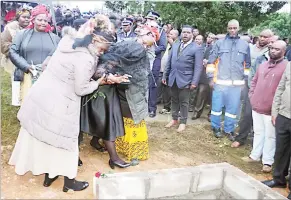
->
[213, 128, 223, 138]
[43, 173, 59, 187]
[191, 111, 201, 120]
[63, 176, 89, 192]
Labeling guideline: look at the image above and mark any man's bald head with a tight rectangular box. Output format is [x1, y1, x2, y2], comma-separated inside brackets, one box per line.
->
[168, 29, 179, 41]
[274, 40, 287, 50]
[227, 19, 240, 37]
[269, 40, 287, 60]
[260, 29, 274, 37]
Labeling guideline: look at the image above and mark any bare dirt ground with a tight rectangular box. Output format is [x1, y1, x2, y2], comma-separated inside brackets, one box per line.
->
[1, 121, 289, 199]
[1, 69, 289, 199]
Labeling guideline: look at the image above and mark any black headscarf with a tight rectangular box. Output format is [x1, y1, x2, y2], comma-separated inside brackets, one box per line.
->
[72, 29, 115, 49]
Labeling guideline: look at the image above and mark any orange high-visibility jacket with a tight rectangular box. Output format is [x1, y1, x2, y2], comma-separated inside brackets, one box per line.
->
[207, 60, 249, 83]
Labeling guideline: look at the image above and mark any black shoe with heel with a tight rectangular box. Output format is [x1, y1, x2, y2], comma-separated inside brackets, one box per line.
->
[63, 176, 89, 192]
[78, 157, 83, 166]
[43, 173, 59, 187]
[90, 140, 106, 152]
[109, 159, 130, 169]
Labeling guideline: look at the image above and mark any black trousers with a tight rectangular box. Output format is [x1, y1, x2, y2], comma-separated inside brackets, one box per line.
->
[157, 72, 163, 104]
[171, 81, 190, 124]
[190, 84, 209, 117]
[273, 114, 291, 189]
[235, 85, 253, 144]
[148, 59, 161, 113]
[157, 72, 171, 110]
[162, 84, 171, 110]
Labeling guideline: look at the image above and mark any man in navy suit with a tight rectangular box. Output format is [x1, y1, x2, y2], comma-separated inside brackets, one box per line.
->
[162, 25, 204, 132]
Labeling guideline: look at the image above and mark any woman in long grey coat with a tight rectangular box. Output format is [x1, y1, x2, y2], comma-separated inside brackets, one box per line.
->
[8, 17, 119, 192]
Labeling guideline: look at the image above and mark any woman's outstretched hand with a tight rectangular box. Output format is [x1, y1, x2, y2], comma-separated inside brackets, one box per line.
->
[108, 74, 130, 84]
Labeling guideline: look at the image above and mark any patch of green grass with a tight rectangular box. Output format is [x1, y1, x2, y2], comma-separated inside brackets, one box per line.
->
[1, 68, 20, 146]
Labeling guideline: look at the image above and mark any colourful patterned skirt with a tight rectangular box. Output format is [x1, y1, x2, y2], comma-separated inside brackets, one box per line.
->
[116, 118, 149, 161]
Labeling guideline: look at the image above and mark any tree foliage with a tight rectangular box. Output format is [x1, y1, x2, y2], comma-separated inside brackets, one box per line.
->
[127, 1, 286, 35]
[250, 13, 291, 38]
[126, 1, 154, 15]
[105, 1, 128, 14]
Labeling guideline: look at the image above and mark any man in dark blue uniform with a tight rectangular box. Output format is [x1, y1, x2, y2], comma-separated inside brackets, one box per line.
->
[146, 11, 167, 118]
[117, 18, 136, 42]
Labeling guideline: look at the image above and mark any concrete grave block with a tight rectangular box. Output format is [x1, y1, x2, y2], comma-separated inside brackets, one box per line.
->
[223, 174, 260, 199]
[197, 166, 224, 192]
[93, 176, 147, 199]
[92, 163, 287, 199]
[148, 171, 192, 198]
[263, 192, 287, 199]
[192, 193, 217, 199]
[190, 172, 200, 193]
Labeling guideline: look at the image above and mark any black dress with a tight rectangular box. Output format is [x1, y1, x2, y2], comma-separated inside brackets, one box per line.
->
[80, 84, 125, 142]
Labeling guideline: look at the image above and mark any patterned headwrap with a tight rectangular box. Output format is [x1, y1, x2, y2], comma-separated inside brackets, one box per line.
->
[143, 21, 160, 42]
[139, 25, 160, 42]
[26, 5, 52, 32]
[72, 16, 115, 49]
[16, 8, 31, 20]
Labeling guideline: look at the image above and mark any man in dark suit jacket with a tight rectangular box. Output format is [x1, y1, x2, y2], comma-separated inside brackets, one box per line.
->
[162, 25, 204, 132]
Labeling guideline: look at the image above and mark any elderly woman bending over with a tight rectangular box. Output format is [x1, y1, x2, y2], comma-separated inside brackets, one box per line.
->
[8, 17, 120, 192]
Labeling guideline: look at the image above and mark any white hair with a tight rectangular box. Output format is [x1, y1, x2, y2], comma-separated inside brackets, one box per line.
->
[228, 19, 239, 27]
[61, 26, 77, 38]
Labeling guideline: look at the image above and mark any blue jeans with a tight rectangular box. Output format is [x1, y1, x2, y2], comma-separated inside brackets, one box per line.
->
[211, 84, 243, 133]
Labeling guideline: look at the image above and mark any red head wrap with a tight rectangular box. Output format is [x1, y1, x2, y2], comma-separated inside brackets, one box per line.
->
[27, 5, 52, 32]
[141, 25, 160, 42]
[5, 10, 16, 22]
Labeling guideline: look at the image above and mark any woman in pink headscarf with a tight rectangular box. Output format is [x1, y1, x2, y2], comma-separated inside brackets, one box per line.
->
[9, 5, 60, 104]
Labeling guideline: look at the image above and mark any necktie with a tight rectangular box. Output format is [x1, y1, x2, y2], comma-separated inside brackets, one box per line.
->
[181, 43, 184, 49]
[179, 43, 184, 53]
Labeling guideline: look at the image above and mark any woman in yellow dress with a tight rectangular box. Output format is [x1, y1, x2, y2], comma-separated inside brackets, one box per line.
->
[115, 26, 160, 163]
